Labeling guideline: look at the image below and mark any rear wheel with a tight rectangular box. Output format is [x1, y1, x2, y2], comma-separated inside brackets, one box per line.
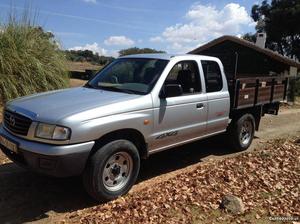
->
[228, 114, 255, 151]
[83, 139, 140, 202]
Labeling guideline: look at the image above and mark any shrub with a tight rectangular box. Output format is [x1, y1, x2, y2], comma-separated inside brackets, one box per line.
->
[0, 14, 69, 103]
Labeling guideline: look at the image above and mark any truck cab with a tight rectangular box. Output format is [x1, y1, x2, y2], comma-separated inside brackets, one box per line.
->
[143, 54, 230, 153]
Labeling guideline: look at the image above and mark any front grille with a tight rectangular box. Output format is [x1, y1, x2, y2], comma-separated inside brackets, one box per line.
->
[3, 110, 32, 136]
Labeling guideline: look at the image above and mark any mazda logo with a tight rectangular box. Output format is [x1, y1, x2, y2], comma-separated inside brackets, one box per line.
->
[9, 115, 16, 126]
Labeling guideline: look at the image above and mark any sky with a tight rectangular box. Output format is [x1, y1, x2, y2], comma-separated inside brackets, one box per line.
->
[0, 0, 261, 57]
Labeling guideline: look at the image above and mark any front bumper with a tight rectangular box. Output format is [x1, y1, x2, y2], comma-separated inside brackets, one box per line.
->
[0, 125, 95, 177]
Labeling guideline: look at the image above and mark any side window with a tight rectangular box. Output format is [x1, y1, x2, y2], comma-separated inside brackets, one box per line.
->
[165, 61, 201, 95]
[201, 60, 223, 92]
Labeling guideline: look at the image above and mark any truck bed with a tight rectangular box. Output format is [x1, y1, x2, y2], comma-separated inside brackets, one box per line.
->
[228, 76, 288, 110]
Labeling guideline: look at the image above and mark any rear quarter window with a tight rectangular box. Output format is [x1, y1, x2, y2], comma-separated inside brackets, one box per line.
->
[201, 60, 223, 93]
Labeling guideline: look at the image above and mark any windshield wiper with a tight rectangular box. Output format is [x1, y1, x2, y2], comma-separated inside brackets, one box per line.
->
[98, 86, 136, 94]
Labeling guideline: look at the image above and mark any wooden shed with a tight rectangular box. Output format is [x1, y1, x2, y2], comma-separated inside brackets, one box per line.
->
[189, 35, 300, 80]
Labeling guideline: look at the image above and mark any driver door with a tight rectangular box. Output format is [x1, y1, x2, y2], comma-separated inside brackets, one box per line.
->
[150, 60, 208, 152]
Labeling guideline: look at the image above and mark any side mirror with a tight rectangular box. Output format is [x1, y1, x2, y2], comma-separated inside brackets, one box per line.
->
[160, 84, 183, 98]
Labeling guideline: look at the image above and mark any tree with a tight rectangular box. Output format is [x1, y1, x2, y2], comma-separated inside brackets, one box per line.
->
[242, 33, 256, 43]
[251, 0, 300, 60]
[64, 50, 114, 65]
[118, 47, 165, 57]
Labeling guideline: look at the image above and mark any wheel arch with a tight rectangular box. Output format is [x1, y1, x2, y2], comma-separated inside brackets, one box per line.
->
[230, 106, 262, 131]
[90, 128, 148, 159]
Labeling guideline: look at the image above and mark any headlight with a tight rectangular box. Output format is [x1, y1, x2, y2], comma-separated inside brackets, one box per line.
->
[35, 123, 71, 140]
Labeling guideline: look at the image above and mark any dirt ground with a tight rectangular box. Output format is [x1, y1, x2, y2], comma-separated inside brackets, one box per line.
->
[0, 87, 299, 223]
[66, 62, 102, 73]
[65, 138, 299, 224]
[69, 78, 87, 87]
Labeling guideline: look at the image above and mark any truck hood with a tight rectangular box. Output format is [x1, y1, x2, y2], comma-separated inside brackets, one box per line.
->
[6, 87, 142, 123]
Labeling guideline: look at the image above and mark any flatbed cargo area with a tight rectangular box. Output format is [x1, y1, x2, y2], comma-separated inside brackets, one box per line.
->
[230, 76, 288, 110]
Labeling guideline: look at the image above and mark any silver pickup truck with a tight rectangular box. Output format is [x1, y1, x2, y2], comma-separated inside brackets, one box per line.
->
[0, 54, 287, 201]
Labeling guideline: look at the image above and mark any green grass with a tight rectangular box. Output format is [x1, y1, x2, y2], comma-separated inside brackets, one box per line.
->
[0, 12, 69, 103]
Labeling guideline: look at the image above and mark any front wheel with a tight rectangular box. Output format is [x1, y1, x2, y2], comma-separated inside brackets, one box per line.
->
[227, 114, 255, 151]
[83, 140, 140, 202]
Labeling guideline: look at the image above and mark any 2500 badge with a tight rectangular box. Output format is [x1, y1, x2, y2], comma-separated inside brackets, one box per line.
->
[155, 131, 178, 140]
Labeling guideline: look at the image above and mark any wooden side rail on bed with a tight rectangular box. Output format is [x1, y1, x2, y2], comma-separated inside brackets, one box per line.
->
[233, 77, 288, 109]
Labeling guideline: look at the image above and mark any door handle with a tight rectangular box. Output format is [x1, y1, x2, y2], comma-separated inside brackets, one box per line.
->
[196, 103, 204, 109]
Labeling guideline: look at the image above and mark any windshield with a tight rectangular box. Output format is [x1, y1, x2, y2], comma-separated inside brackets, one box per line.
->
[87, 58, 169, 95]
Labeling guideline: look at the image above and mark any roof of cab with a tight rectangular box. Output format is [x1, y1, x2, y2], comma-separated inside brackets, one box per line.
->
[119, 53, 215, 61]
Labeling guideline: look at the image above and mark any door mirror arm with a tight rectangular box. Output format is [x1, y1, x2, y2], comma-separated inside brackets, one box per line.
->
[159, 87, 166, 98]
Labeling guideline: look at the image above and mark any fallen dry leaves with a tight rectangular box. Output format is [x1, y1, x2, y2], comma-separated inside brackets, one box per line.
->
[64, 139, 300, 224]
[0, 152, 11, 165]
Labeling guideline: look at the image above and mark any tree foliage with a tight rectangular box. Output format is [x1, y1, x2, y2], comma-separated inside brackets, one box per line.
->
[65, 47, 165, 64]
[250, 0, 300, 60]
[65, 50, 114, 65]
[118, 47, 165, 57]
[242, 33, 256, 43]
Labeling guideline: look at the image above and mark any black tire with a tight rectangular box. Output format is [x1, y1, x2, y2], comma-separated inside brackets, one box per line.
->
[82, 139, 140, 202]
[227, 114, 255, 151]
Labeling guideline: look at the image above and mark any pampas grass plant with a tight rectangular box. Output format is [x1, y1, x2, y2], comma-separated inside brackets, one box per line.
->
[0, 10, 69, 103]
